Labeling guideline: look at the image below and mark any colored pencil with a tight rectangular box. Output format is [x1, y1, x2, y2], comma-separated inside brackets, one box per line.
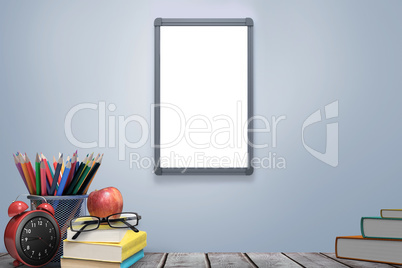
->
[72, 160, 92, 195]
[59, 154, 66, 184]
[40, 160, 47, 196]
[13, 153, 29, 192]
[66, 154, 77, 189]
[35, 153, 41, 195]
[75, 158, 80, 173]
[18, 154, 34, 194]
[41, 154, 54, 186]
[24, 154, 37, 194]
[12, 150, 102, 196]
[74, 156, 80, 175]
[53, 156, 62, 185]
[50, 154, 63, 195]
[65, 154, 88, 195]
[81, 154, 103, 194]
[46, 178, 51, 195]
[55, 156, 68, 192]
[93, 153, 100, 163]
[87, 152, 94, 164]
[56, 161, 71, 196]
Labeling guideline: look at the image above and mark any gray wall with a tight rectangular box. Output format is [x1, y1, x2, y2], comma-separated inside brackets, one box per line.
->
[1, 0, 402, 253]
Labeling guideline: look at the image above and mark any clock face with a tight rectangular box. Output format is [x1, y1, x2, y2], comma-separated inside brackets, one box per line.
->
[20, 217, 57, 261]
[15, 211, 60, 266]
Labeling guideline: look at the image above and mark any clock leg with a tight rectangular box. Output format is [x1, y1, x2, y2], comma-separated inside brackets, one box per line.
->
[12, 259, 21, 267]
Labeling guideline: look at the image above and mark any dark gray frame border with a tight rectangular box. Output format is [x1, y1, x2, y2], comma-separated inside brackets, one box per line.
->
[154, 18, 254, 175]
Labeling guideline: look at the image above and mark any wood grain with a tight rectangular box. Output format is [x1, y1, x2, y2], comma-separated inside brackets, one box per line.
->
[321, 253, 402, 268]
[164, 253, 208, 268]
[0, 254, 14, 268]
[208, 253, 256, 268]
[0, 254, 59, 267]
[246, 252, 302, 267]
[133, 253, 167, 268]
[284, 252, 347, 268]
[3, 252, 399, 268]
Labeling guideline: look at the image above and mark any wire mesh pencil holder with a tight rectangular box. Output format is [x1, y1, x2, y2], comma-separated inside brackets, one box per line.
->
[28, 195, 88, 263]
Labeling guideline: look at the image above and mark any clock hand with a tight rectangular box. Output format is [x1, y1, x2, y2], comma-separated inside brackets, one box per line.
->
[24, 236, 51, 246]
[24, 236, 41, 241]
[38, 237, 50, 246]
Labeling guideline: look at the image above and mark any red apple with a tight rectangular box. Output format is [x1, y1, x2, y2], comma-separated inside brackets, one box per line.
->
[87, 187, 123, 218]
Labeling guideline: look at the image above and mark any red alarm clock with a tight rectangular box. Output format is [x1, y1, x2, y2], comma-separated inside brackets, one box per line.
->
[4, 196, 61, 267]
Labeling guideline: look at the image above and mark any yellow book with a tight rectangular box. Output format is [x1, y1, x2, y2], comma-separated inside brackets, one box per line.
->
[381, 209, 402, 218]
[63, 230, 146, 262]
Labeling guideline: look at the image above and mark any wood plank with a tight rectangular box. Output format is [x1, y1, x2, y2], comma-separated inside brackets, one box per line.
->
[164, 253, 208, 268]
[284, 252, 348, 268]
[132, 253, 167, 268]
[0, 254, 14, 268]
[0, 254, 59, 267]
[208, 253, 256, 268]
[246, 253, 302, 267]
[321, 253, 401, 268]
[0, 253, 165, 268]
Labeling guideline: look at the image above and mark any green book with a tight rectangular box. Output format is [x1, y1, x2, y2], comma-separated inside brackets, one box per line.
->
[361, 217, 402, 239]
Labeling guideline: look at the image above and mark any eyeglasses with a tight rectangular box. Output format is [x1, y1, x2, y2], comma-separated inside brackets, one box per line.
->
[70, 212, 141, 240]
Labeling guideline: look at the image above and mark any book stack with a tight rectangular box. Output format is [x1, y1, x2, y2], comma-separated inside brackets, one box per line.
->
[336, 209, 402, 265]
[60, 225, 147, 268]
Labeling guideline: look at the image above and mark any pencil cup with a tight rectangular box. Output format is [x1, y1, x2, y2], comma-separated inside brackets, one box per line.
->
[28, 195, 88, 263]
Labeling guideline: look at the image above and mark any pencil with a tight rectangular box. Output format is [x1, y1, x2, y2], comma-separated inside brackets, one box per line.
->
[55, 156, 68, 192]
[46, 178, 51, 195]
[59, 154, 66, 184]
[41, 154, 54, 187]
[35, 153, 41, 195]
[18, 154, 34, 194]
[13, 153, 29, 192]
[75, 158, 80, 173]
[93, 153, 100, 163]
[65, 154, 88, 195]
[53, 156, 62, 186]
[25, 154, 37, 195]
[66, 154, 77, 189]
[81, 154, 103, 195]
[57, 161, 71, 196]
[40, 160, 47, 196]
[50, 154, 63, 195]
[72, 160, 92, 195]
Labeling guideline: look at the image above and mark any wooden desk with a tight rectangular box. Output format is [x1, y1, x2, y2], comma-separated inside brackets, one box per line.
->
[1, 252, 402, 267]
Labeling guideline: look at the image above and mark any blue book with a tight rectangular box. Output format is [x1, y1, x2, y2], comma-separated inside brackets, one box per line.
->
[60, 250, 144, 268]
[121, 250, 144, 268]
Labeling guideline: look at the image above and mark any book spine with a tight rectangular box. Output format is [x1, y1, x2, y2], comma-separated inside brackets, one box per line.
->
[360, 217, 366, 238]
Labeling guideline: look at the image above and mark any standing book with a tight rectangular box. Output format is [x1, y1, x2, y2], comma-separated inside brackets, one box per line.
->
[61, 249, 144, 268]
[63, 230, 147, 262]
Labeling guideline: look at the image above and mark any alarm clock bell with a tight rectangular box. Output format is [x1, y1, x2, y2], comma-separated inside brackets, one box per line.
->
[8, 201, 28, 217]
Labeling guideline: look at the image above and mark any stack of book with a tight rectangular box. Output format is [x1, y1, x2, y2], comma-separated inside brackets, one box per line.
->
[336, 209, 402, 265]
[60, 225, 147, 268]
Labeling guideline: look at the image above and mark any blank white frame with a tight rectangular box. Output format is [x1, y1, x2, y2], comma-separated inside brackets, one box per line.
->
[154, 18, 253, 175]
